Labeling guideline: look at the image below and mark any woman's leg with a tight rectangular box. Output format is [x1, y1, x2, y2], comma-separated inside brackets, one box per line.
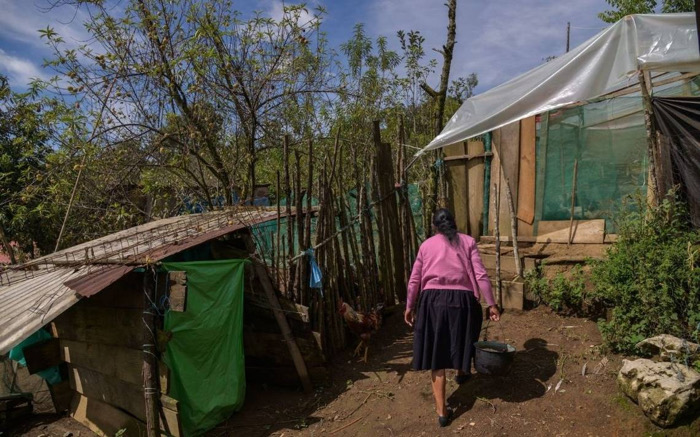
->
[431, 369, 447, 416]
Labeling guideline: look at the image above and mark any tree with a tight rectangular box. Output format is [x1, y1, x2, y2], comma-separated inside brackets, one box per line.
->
[598, 0, 694, 23]
[0, 75, 76, 257]
[43, 0, 332, 203]
[449, 73, 478, 104]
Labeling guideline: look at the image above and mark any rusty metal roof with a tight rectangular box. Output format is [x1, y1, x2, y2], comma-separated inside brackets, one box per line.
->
[0, 207, 287, 354]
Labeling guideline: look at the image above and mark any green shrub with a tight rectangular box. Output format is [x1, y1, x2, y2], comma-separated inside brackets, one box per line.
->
[590, 193, 700, 354]
[526, 265, 590, 314]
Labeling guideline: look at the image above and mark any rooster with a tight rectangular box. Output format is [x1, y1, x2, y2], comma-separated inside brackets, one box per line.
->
[338, 299, 383, 363]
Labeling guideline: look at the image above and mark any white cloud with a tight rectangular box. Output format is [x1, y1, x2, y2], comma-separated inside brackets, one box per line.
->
[365, 0, 610, 93]
[263, 0, 317, 26]
[0, 0, 91, 50]
[0, 48, 48, 87]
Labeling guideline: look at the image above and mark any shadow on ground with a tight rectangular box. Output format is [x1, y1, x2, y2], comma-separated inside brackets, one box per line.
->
[448, 338, 559, 420]
[213, 310, 413, 437]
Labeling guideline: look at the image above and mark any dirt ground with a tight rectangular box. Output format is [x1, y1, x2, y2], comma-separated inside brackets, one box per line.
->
[220, 306, 700, 437]
[8, 306, 700, 436]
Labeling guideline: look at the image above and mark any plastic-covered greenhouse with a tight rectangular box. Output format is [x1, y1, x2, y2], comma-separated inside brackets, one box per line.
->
[425, 13, 700, 237]
[537, 76, 700, 230]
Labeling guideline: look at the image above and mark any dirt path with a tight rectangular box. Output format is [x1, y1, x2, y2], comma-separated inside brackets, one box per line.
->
[221, 307, 700, 437]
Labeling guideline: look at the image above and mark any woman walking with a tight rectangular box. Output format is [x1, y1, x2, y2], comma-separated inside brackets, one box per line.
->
[404, 208, 500, 427]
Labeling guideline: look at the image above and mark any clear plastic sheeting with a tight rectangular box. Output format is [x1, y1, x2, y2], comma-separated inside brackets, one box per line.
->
[421, 13, 700, 155]
[536, 79, 700, 231]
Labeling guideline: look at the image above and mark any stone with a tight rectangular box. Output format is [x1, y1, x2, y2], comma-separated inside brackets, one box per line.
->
[637, 335, 700, 362]
[618, 358, 700, 427]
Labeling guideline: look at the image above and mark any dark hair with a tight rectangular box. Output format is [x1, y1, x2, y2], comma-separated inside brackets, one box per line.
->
[432, 208, 458, 244]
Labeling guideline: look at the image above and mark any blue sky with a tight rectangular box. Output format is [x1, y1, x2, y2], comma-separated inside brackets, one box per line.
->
[0, 0, 612, 95]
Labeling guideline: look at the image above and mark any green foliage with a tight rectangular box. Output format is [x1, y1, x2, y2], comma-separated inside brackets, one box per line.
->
[525, 265, 590, 314]
[590, 193, 700, 354]
[598, 0, 694, 23]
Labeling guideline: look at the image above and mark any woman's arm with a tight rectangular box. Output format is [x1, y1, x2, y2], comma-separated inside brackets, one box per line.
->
[469, 240, 496, 307]
[406, 248, 424, 311]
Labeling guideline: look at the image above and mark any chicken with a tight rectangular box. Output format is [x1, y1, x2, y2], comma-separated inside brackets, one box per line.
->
[338, 299, 383, 363]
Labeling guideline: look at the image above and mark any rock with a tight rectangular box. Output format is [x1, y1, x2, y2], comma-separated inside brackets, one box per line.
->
[636, 334, 700, 362]
[618, 358, 700, 427]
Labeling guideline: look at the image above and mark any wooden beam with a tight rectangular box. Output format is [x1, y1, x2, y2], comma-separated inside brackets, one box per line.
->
[142, 268, 159, 437]
[69, 364, 145, 422]
[167, 271, 188, 312]
[517, 116, 536, 227]
[243, 228, 313, 393]
[252, 257, 313, 393]
[443, 152, 493, 163]
[60, 339, 169, 392]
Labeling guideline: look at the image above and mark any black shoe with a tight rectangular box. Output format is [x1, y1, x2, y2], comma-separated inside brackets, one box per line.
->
[438, 409, 453, 427]
[455, 373, 471, 384]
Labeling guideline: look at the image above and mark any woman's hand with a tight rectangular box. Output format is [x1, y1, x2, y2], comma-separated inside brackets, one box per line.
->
[404, 309, 414, 327]
[488, 305, 501, 322]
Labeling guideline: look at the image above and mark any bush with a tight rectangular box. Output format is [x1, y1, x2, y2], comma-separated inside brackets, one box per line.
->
[590, 193, 700, 354]
[525, 265, 590, 315]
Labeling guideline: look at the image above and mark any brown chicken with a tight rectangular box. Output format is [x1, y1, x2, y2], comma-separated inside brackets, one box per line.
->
[338, 299, 383, 363]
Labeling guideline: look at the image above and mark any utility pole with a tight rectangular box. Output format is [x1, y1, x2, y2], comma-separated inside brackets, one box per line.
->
[566, 21, 571, 53]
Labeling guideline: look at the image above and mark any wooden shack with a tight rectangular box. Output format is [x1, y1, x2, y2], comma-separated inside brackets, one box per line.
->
[0, 209, 325, 436]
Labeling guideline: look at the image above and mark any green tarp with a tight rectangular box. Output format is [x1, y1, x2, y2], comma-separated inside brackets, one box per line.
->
[162, 259, 248, 436]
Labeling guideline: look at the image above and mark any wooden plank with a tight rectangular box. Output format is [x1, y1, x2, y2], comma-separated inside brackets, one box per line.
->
[467, 139, 485, 237]
[47, 380, 74, 413]
[60, 339, 169, 393]
[537, 219, 605, 243]
[167, 271, 187, 312]
[52, 305, 143, 350]
[488, 129, 501, 236]
[443, 152, 492, 162]
[22, 338, 61, 375]
[489, 122, 520, 237]
[68, 364, 145, 422]
[481, 279, 524, 310]
[480, 254, 537, 274]
[533, 112, 549, 236]
[445, 142, 469, 234]
[243, 230, 313, 394]
[481, 219, 604, 244]
[604, 234, 618, 243]
[81, 273, 144, 309]
[71, 394, 146, 437]
[517, 116, 537, 227]
[72, 393, 181, 437]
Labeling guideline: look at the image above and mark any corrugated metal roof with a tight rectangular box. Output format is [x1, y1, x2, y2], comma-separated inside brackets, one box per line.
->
[0, 207, 289, 355]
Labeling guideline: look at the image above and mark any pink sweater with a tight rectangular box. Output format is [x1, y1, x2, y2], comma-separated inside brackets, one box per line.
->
[406, 233, 495, 310]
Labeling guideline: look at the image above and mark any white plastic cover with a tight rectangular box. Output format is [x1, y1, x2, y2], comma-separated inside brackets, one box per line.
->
[420, 13, 700, 155]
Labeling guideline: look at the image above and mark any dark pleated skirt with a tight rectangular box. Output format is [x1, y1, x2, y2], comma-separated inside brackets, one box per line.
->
[412, 289, 483, 373]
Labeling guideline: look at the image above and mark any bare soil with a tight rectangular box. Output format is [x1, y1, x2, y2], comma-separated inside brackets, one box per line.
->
[219, 306, 700, 437]
[9, 306, 700, 436]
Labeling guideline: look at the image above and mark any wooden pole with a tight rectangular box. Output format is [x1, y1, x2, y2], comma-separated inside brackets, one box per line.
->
[304, 139, 314, 304]
[639, 70, 660, 206]
[276, 171, 282, 290]
[493, 183, 502, 309]
[284, 135, 294, 295]
[142, 267, 159, 437]
[243, 234, 313, 394]
[567, 159, 579, 246]
[503, 178, 522, 278]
